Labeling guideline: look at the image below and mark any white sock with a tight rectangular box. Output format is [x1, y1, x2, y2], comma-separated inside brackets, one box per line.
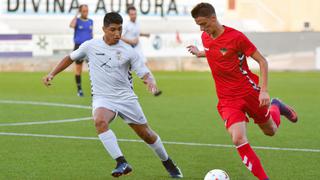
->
[148, 136, 169, 161]
[98, 130, 123, 159]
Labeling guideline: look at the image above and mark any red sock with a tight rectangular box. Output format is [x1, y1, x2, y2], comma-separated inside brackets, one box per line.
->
[237, 143, 269, 180]
[270, 105, 281, 127]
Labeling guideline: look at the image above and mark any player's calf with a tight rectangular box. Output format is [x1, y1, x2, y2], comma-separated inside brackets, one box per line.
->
[237, 143, 269, 180]
[129, 124, 158, 144]
[98, 130, 129, 177]
[139, 129, 158, 144]
[227, 122, 269, 179]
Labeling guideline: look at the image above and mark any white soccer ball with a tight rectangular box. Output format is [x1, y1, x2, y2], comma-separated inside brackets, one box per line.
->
[204, 169, 230, 180]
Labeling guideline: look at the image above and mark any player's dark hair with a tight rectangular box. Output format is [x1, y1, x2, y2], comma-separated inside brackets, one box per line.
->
[103, 12, 123, 27]
[191, 3, 216, 18]
[79, 4, 88, 11]
[127, 5, 136, 14]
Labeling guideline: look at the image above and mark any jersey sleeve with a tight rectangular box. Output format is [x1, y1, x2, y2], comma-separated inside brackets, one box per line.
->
[237, 33, 257, 57]
[69, 41, 88, 61]
[129, 49, 150, 78]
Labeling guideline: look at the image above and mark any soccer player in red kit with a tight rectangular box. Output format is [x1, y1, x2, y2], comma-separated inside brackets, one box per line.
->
[187, 3, 298, 180]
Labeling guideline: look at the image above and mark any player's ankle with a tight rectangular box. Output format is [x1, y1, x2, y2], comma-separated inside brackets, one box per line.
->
[116, 156, 127, 165]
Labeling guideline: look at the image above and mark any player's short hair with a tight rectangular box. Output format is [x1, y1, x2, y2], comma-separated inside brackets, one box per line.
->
[79, 4, 88, 11]
[127, 5, 136, 14]
[103, 12, 123, 27]
[191, 3, 216, 18]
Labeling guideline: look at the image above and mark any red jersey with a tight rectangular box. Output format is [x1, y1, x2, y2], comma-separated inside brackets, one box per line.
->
[201, 26, 260, 100]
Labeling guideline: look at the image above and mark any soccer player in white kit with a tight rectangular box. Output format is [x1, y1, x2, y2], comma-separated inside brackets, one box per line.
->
[42, 12, 182, 178]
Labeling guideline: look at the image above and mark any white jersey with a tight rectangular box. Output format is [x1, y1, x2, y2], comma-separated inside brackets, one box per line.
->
[70, 38, 150, 100]
[122, 20, 146, 62]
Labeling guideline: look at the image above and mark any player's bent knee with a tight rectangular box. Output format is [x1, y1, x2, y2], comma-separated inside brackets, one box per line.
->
[261, 124, 277, 137]
[232, 136, 248, 146]
[94, 119, 109, 132]
[263, 129, 276, 136]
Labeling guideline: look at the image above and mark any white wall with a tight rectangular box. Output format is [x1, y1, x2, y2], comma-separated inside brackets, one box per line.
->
[0, 0, 226, 34]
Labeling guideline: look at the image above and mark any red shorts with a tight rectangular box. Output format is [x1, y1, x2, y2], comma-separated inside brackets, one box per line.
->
[217, 90, 270, 129]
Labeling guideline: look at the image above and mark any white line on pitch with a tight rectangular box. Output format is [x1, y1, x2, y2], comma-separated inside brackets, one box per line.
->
[0, 117, 92, 126]
[0, 132, 319, 153]
[0, 100, 91, 126]
[0, 100, 91, 109]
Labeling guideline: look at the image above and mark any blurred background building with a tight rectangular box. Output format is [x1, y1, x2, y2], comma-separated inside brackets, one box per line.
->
[0, 0, 320, 71]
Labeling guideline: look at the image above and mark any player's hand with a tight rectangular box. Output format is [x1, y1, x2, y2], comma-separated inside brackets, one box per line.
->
[146, 81, 159, 95]
[143, 74, 160, 95]
[148, 83, 159, 95]
[259, 91, 270, 107]
[42, 74, 54, 87]
[143, 77, 157, 93]
[187, 45, 200, 57]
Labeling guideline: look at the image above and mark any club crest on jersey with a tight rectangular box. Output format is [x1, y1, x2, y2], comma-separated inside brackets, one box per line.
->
[116, 51, 121, 61]
[220, 48, 228, 55]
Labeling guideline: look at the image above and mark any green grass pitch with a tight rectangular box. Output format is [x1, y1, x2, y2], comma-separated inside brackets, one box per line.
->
[0, 71, 319, 180]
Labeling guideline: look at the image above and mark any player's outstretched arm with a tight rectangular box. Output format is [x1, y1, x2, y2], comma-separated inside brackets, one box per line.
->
[42, 56, 73, 87]
[186, 45, 206, 57]
[251, 50, 270, 107]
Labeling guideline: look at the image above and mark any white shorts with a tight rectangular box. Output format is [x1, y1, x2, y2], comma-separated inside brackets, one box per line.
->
[92, 96, 147, 124]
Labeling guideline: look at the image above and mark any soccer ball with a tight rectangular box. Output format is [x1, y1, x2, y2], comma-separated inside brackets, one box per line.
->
[204, 169, 230, 180]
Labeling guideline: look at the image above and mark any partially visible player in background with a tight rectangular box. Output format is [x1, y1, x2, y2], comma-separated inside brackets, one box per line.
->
[121, 5, 162, 96]
[187, 3, 298, 180]
[69, 4, 93, 97]
[121, 6, 150, 63]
